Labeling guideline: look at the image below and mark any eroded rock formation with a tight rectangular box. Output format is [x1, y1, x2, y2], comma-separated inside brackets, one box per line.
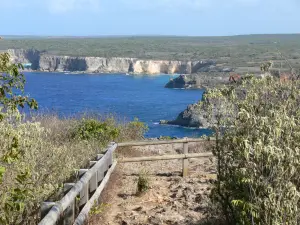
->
[8, 49, 216, 74]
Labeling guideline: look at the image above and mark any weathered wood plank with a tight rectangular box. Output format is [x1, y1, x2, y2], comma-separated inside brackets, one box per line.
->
[182, 142, 189, 177]
[40, 202, 56, 219]
[97, 154, 104, 160]
[64, 183, 75, 194]
[79, 184, 89, 207]
[117, 138, 215, 147]
[89, 161, 97, 167]
[79, 169, 89, 177]
[119, 152, 213, 162]
[89, 172, 98, 193]
[38, 143, 117, 225]
[63, 200, 75, 225]
[73, 161, 118, 225]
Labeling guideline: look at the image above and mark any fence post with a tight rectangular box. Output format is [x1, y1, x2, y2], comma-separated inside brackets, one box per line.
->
[182, 140, 189, 177]
[89, 161, 98, 194]
[79, 169, 89, 207]
[97, 154, 104, 160]
[40, 202, 56, 220]
[63, 183, 75, 225]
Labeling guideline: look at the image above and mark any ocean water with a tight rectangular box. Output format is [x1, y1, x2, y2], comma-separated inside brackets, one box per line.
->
[24, 72, 211, 138]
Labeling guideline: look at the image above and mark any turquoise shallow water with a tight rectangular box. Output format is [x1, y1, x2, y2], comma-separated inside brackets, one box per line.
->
[24, 72, 211, 138]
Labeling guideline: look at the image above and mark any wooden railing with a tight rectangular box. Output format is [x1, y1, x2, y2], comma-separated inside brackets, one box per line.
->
[118, 138, 214, 177]
[38, 138, 214, 225]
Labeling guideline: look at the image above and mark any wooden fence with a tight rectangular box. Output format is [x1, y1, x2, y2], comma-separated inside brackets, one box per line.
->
[118, 138, 214, 177]
[38, 138, 214, 225]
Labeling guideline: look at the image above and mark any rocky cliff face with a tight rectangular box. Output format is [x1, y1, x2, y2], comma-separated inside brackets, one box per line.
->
[165, 73, 231, 89]
[161, 87, 245, 128]
[8, 49, 216, 74]
[160, 101, 214, 128]
[8, 49, 41, 70]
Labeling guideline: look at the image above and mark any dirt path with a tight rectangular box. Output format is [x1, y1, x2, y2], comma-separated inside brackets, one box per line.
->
[88, 142, 216, 225]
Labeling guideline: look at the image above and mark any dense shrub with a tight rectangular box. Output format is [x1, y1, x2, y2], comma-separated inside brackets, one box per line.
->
[72, 118, 120, 141]
[137, 169, 150, 195]
[205, 77, 300, 224]
[118, 118, 148, 141]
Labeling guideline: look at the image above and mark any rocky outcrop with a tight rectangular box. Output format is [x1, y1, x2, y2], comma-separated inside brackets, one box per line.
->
[8, 49, 41, 70]
[38, 55, 134, 73]
[8, 49, 217, 74]
[160, 101, 214, 128]
[161, 87, 245, 128]
[165, 73, 231, 89]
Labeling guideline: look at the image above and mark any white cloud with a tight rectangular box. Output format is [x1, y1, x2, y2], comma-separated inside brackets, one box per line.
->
[119, 0, 211, 11]
[48, 0, 100, 13]
[0, 0, 100, 13]
[119, 0, 297, 11]
[0, 0, 27, 8]
[0, 0, 298, 14]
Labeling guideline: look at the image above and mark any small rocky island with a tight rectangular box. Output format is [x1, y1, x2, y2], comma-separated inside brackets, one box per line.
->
[162, 71, 262, 128]
[162, 72, 232, 128]
[160, 101, 213, 128]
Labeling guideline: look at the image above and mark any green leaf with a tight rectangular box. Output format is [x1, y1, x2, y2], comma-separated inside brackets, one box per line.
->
[0, 166, 6, 183]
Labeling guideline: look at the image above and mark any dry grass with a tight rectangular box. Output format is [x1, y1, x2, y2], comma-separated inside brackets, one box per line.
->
[0, 113, 147, 225]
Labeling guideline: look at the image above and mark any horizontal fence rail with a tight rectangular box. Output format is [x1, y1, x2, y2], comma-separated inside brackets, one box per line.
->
[38, 137, 215, 224]
[39, 143, 117, 225]
[117, 138, 215, 177]
[119, 152, 213, 163]
[74, 161, 118, 225]
[117, 137, 215, 147]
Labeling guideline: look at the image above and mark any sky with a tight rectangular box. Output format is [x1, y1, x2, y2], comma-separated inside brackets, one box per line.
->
[0, 0, 299, 36]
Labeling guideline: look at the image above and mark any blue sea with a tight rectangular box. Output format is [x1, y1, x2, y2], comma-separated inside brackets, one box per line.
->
[24, 72, 211, 138]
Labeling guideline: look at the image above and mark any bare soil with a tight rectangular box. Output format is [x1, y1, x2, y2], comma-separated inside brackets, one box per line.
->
[88, 142, 216, 225]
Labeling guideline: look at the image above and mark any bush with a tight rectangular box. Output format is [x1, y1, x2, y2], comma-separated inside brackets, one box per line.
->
[137, 169, 150, 195]
[117, 118, 148, 141]
[205, 77, 300, 224]
[72, 118, 120, 141]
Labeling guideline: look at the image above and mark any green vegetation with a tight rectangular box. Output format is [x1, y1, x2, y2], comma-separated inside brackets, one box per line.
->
[72, 118, 120, 141]
[1, 34, 300, 69]
[205, 76, 300, 224]
[0, 53, 148, 225]
[89, 202, 109, 216]
[137, 169, 150, 195]
[0, 53, 37, 119]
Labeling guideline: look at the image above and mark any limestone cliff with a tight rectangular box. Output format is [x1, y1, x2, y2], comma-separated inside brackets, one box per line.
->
[8, 49, 216, 74]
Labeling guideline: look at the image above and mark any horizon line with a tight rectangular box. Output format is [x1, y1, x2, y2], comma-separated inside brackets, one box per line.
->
[1, 33, 300, 39]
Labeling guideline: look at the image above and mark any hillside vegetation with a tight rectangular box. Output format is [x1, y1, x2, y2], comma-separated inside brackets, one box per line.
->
[1, 34, 300, 69]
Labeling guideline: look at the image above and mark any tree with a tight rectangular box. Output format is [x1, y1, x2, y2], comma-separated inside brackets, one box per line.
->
[0, 53, 37, 121]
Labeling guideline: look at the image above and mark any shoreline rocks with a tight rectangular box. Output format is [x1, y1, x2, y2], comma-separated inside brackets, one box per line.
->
[165, 73, 232, 89]
[160, 101, 215, 128]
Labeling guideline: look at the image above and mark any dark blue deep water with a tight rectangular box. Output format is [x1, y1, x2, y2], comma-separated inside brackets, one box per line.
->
[24, 72, 211, 138]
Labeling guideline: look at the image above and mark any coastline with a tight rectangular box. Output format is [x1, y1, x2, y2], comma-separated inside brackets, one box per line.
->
[8, 49, 218, 75]
[22, 69, 184, 77]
